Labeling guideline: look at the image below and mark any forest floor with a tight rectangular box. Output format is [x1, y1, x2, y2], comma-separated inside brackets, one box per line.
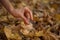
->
[0, 0, 60, 40]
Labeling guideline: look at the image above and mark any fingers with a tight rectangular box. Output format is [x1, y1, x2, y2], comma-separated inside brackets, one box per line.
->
[25, 7, 33, 20]
[27, 13, 30, 19]
[24, 13, 30, 20]
[21, 15, 30, 24]
[17, 15, 29, 24]
[28, 10, 33, 20]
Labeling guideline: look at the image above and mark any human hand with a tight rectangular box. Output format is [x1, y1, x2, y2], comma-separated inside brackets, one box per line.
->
[11, 7, 33, 24]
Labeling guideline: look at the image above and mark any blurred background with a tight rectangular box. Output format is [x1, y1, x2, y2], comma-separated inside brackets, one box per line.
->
[0, 0, 60, 40]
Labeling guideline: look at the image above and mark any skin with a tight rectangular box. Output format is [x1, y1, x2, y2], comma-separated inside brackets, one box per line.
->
[0, 0, 33, 24]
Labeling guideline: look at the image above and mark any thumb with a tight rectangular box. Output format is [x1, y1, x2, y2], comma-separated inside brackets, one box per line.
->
[21, 16, 30, 24]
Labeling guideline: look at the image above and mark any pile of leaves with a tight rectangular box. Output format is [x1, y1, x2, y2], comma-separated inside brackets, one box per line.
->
[0, 0, 60, 40]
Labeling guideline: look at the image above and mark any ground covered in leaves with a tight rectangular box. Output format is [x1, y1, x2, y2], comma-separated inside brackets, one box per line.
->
[0, 0, 60, 40]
